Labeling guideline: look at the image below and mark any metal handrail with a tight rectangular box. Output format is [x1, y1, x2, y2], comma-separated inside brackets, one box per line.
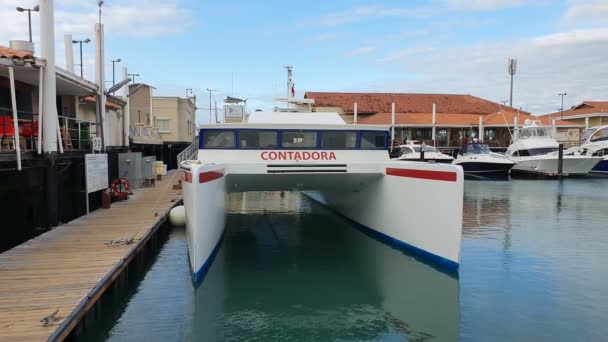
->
[176, 136, 199, 166]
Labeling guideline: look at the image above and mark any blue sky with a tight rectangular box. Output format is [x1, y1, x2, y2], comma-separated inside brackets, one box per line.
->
[2, 0, 608, 123]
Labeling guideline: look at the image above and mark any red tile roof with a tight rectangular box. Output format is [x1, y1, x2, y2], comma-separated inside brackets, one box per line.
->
[359, 110, 575, 126]
[539, 101, 608, 118]
[0, 46, 34, 60]
[305, 92, 529, 115]
[83, 96, 123, 111]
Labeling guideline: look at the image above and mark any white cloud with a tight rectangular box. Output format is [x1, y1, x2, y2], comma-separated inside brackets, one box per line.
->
[305, 32, 345, 43]
[444, 0, 530, 10]
[0, 0, 191, 82]
[346, 46, 376, 56]
[313, 5, 432, 26]
[374, 27, 608, 114]
[562, 0, 608, 26]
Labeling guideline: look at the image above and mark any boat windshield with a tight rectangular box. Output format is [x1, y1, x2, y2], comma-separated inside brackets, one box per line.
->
[462, 143, 491, 154]
[412, 146, 438, 153]
[580, 128, 598, 145]
[590, 127, 608, 143]
[518, 126, 553, 139]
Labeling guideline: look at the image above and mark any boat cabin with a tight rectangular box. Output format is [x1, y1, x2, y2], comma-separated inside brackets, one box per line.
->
[580, 125, 608, 145]
[459, 143, 491, 155]
[199, 128, 389, 151]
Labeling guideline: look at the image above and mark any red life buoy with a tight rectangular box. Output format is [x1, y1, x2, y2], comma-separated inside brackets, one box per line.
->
[110, 178, 130, 201]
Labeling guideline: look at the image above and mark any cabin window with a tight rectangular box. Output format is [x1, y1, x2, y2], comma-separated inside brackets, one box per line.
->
[360, 132, 386, 149]
[282, 131, 317, 148]
[513, 148, 558, 157]
[321, 131, 357, 149]
[592, 148, 608, 157]
[240, 130, 278, 149]
[202, 130, 236, 148]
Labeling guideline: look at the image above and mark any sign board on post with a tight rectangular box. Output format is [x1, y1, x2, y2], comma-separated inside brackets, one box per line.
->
[92, 137, 102, 152]
[85, 153, 108, 213]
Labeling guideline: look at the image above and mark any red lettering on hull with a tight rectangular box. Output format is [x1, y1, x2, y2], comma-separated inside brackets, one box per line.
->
[259, 151, 337, 161]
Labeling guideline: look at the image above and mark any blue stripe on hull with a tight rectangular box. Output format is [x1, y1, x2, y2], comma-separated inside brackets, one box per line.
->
[592, 160, 608, 173]
[304, 193, 459, 274]
[192, 231, 225, 287]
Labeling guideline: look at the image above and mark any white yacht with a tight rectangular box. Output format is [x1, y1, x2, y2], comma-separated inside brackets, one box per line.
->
[394, 143, 454, 163]
[179, 111, 464, 285]
[507, 120, 601, 177]
[564, 125, 608, 174]
[453, 142, 515, 179]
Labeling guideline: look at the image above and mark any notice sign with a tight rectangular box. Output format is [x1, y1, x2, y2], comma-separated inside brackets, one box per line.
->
[85, 153, 108, 193]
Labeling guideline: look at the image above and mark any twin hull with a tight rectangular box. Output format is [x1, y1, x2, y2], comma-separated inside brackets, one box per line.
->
[181, 154, 464, 285]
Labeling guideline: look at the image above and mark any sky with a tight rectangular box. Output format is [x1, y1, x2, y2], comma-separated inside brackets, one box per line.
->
[1, 0, 608, 124]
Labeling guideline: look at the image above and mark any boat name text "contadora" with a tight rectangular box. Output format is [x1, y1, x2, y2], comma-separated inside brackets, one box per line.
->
[260, 151, 337, 161]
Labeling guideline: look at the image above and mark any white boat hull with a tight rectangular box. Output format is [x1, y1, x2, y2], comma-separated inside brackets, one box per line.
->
[511, 155, 600, 176]
[181, 164, 226, 284]
[181, 158, 464, 285]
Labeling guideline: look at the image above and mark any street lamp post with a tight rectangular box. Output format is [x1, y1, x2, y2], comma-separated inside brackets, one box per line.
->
[206, 88, 216, 124]
[72, 38, 91, 78]
[111, 58, 121, 87]
[16, 5, 39, 43]
[128, 73, 140, 84]
[558, 93, 567, 119]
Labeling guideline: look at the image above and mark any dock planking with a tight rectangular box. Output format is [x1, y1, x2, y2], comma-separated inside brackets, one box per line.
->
[0, 170, 182, 341]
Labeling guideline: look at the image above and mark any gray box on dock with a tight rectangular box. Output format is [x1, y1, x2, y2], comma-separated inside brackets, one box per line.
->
[118, 152, 142, 189]
[141, 156, 156, 179]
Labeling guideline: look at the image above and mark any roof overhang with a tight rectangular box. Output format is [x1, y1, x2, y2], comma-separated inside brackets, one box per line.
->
[0, 62, 98, 96]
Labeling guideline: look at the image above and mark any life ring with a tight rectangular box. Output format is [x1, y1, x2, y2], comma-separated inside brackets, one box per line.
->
[110, 178, 130, 201]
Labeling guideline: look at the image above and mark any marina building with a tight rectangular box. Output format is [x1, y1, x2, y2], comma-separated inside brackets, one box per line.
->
[538, 101, 608, 144]
[151, 95, 197, 167]
[304, 92, 576, 149]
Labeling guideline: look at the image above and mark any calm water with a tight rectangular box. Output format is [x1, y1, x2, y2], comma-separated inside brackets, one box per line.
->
[87, 180, 608, 341]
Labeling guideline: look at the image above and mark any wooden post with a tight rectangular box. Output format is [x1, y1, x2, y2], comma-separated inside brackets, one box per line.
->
[353, 102, 358, 124]
[558, 143, 564, 178]
[8, 67, 22, 171]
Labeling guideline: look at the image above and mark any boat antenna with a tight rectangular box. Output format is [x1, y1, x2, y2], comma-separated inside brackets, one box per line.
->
[497, 103, 520, 158]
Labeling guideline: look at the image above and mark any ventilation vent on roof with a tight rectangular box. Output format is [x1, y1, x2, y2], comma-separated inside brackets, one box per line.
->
[9, 40, 34, 54]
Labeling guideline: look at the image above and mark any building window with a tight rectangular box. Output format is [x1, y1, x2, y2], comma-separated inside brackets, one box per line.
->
[321, 131, 357, 149]
[240, 130, 278, 148]
[187, 120, 191, 135]
[147, 113, 151, 126]
[156, 118, 170, 133]
[282, 131, 317, 148]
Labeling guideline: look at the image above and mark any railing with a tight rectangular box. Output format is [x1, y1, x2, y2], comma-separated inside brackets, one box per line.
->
[58, 115, 98, 151]
[176, 136, 199, 166]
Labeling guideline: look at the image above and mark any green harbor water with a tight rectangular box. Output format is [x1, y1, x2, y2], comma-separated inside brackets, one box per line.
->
[85, 179, 608, 341]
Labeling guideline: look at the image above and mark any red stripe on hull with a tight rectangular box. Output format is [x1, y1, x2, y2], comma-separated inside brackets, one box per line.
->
[386, 167, 457, 182]
[199, 169, 225, 183]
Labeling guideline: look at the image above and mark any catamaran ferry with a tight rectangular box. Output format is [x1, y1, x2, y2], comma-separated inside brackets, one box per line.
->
[179, 111, 464, 285]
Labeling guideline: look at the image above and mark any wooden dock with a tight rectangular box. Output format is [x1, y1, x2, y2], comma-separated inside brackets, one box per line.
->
[0, 171, 182, 341]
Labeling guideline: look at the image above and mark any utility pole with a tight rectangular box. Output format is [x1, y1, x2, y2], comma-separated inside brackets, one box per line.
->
[111, 58, 121, 87]
[206, 88, 216, 124]
[508, 58, 517, 108]
[558, 93, 567, 120]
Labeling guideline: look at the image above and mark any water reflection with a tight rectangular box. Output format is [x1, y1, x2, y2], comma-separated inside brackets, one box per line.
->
[186, 192, 459, 341]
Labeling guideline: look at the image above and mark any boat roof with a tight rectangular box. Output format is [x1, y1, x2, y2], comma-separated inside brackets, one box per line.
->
[200, 111, 388, 131]
[248, 111, 344, 124]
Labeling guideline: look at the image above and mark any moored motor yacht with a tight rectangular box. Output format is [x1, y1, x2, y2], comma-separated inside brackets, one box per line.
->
[507, 120, 601, 177]
[453, 142, 515, 179]
[565, 125, 608, 174]
[394, 142, 454, 163]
